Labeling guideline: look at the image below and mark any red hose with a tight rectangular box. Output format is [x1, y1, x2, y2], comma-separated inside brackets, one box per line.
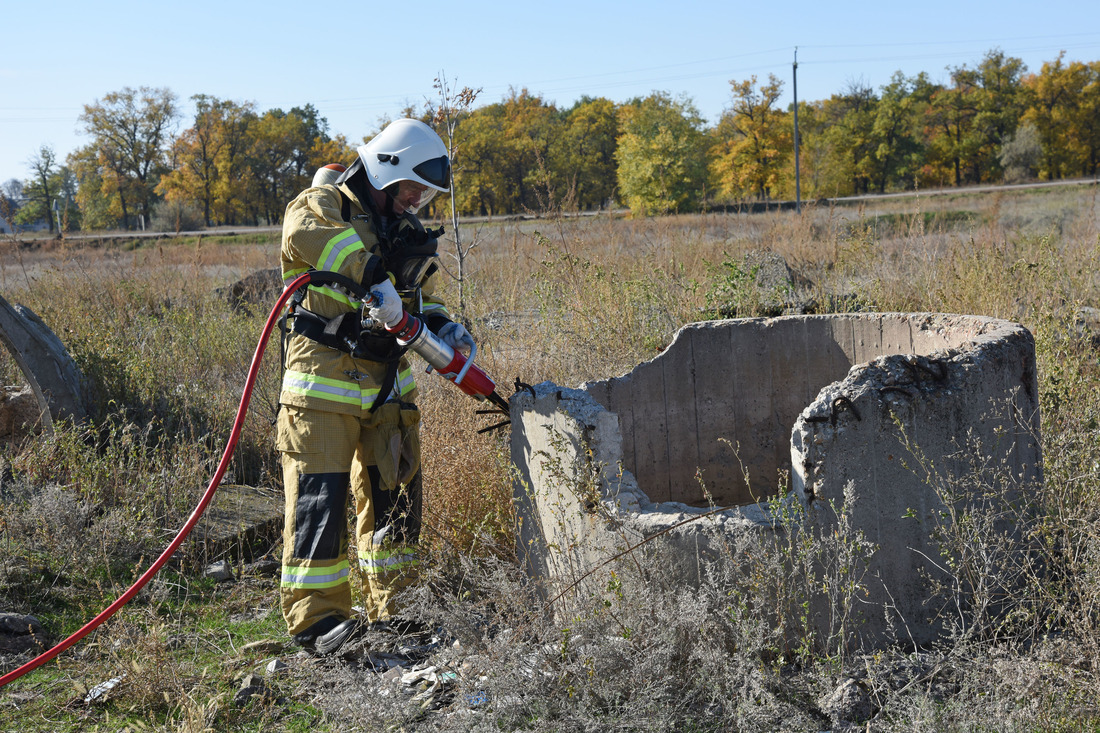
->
[0, 272, 312, 689]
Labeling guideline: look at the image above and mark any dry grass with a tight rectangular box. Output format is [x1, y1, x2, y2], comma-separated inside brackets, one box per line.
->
[1, 183, 1099, 729]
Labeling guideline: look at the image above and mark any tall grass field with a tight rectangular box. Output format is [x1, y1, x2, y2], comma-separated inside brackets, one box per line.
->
[1, 183, 1099, 731]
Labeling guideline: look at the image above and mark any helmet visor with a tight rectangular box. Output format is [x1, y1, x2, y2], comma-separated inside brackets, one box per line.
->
[412, 155, 451, 190]
[393, 180, 438, 215]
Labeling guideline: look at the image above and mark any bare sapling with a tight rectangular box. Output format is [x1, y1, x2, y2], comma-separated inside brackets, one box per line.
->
[427, 71, 481, 319]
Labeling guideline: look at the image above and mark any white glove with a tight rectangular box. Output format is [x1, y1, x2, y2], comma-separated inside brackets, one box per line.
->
[368, 278, 403, 327]
[438, 322, 475, 354]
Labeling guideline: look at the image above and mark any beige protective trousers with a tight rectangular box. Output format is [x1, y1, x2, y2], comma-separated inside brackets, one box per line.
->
[277, 401, 422, 636]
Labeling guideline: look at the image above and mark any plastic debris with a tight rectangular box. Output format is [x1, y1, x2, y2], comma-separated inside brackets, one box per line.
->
[84, 674, 125, 704]
[464, 690, 490, 707]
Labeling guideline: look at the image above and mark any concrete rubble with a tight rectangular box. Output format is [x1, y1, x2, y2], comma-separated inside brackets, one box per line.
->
[0, 385, 42, 438]
[218, 267, 281, 311]
[193, 483, 284, 565]
[0, 612, 49, 656]
[511, 313, 1043, 649]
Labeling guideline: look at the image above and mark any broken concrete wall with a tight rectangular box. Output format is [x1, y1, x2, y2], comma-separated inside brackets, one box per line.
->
[511, 383, 781, 618]
[581, 314, 1030, 508]
[511, 386, 637, 608]
[512, 313, 1042, 647]
[0, 292, 87, 433]
[792, 319, 1042, 647]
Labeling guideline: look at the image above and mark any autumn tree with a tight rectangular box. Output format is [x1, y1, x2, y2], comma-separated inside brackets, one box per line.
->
[78, 86, 179, 229]
[157, 95, 255, 226]
[68, 146, 115, 230]
[503, 89, 562, 212]
[1024, 54, 1070, 178]
[69, 135, 132, 230]
[453, 89, 563, 216]
[450, 104, 503, 216]
[925, 67, 984, 186]
[156, 97, 346, 227]
[307, 134, 355, 176]
[443, 91, 616, 217]
[970, 50, 1029, 181]
[865, 72, 932, 192]
[551, 96, 619, 210]
[1023, 54, 1100, 178]
[209, 101, 259, 225]
[158, 94, 250, 225]
[816, 81, 879, 195]
[1077, 61, 1100, 176]
[784, 100, 830, 198]
[711, 74, 791, 201]
[615, 92, 707, 215]
[290, 105, 329, 178]
[16, 146, 59, 232]
[244, 107, 325, 224]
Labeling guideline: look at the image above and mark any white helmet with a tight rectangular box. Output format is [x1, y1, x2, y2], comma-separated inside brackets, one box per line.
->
[358, 119, 450, 211]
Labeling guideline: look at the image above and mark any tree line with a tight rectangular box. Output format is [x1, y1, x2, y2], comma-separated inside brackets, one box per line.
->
[2, 49, 1098, 233]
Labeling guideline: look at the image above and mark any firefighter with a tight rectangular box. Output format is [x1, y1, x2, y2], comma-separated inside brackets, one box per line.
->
[276, 119, 474, 655]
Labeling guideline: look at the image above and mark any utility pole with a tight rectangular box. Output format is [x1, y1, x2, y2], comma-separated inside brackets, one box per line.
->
[793, 47, 801, 214]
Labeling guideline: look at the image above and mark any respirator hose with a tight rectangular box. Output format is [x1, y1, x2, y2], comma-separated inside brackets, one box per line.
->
[0, 272, 313, 689]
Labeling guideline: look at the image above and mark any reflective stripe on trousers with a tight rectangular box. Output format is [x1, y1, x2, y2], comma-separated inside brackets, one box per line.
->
[281, 560, 351, 590]
[359, 547, 419, 574]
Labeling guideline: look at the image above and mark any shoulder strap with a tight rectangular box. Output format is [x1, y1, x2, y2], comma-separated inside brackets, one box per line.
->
[338, 188, 353, 223]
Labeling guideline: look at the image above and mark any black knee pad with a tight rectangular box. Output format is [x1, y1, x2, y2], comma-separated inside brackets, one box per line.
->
[295, 472, 350, 559]
[367, 465, 422, 545]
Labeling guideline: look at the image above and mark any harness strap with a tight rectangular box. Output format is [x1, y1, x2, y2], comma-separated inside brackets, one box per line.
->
[290, 307, 357, 354]
[284, 307, 408, 413]
[278, 285, 309, 374]
[371, 361, 401, 413]
[339, 189, 353, 224]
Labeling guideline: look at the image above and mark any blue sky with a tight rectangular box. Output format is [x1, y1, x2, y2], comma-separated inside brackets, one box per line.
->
[2, 0, 1099, 184]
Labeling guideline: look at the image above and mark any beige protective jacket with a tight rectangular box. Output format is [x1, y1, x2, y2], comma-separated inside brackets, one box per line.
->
[278, 182, 449, 415]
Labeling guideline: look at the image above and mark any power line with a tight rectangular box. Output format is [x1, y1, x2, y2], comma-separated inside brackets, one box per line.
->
[803, 43, 1100, 68]
[798, 31, 1100, 51]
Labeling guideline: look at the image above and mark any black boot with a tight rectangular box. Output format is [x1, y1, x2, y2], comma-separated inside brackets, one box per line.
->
[314, 618, 363, 655]
[292, 615, 341, 647]
[373, 616, 428, 637]
[292, 615, 361, 655]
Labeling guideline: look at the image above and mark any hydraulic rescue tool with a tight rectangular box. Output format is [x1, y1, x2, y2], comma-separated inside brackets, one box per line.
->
[0, 269, 510, 689]
[385, 309, 507, 410]
[298, 269, 510, 413]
